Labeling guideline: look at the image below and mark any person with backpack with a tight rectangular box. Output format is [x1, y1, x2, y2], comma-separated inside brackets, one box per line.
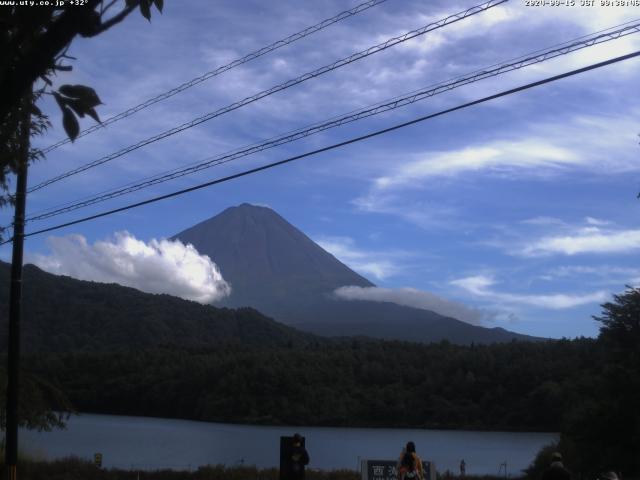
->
[397, 441, 424, 480]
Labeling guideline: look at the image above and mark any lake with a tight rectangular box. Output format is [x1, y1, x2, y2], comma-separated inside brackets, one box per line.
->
[21, 414, 557, 475]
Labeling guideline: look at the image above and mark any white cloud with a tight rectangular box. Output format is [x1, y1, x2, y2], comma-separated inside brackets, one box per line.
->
[315, 235, 407, 281]
[352, 193, 460, 229]
[513, 3, 640, 33]
[360, 2, 516, 56]
[334, 285, 484, 325]
[451, 274, 607, 309]
[362, 111, 639, 199]
[585, 216, 610, 226]
[544, 264, 640, 286]
[451, 275, 495, 295]
[374, 140, 578, 189]
[393, 4, 516, 60]
[31, 232, 231, 304]
[521, 228, 640, 256]
[349, 110, 640, 231]
[550, 265, 603, 277]
[521, 216, 566, 226]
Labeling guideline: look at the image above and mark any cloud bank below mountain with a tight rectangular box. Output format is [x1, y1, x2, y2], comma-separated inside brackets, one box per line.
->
[334, 285, 484, 325]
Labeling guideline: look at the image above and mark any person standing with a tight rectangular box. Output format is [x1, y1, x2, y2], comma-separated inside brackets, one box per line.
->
[397, 441, 424, 480]
[460, 459, 466, 477]
[541, 452, 571, 480]
[290, 433, 310, 480]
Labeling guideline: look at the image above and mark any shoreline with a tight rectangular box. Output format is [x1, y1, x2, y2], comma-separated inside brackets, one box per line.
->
[16, 457, 525, 480]
[22, 413, 553, 475]
[59, 411, 559, 435]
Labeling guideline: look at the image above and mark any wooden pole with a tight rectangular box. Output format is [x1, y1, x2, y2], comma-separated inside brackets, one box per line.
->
[5, 96, 30, 480]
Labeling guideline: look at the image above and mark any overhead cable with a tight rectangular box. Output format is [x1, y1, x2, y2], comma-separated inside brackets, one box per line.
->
[7, 49, 638, 243]
[39, 0, 390, 154]
[24, 20, 640, 223]
[28, 0, 507, 193]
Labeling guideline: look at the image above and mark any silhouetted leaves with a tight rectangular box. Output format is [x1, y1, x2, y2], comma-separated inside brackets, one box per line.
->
[140, 0, 152, 21]
[53, 84, 103, 139]
[0, 0, 161, 174]
[61, 106, 79, 141]
[76, 9, 102, 37]
[85, 107, 101, 123]
[30, 104, 42, 117]
[0, 366, 72, 432]
[58, 84, 102, 108]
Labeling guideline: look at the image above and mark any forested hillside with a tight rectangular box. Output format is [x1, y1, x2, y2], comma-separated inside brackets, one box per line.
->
[0, 262, 321, 352]
[23, 338, 597, 431]
[1, 260, 637, 476]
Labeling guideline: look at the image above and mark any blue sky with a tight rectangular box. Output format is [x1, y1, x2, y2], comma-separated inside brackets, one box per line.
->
[3, 0, 640, 339]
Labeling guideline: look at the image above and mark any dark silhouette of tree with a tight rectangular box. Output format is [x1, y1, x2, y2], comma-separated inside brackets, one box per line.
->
[595, 286, 640, 353]
[0, 366, 73, 432]
[589, 287, 640, 475]
[555, 288, 640, 477]
[0, 0, 163, 205]
[0, 0, 164, 427]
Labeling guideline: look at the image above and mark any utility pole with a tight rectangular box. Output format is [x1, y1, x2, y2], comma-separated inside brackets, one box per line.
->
[5, 96, 30, 480]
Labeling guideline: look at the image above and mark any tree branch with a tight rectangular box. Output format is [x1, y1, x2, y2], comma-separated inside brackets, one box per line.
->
[83, 2, 138, 38]
[101, 0, 119, 16]
[0, 1, 101, 117]
[0, 0, 139, 118]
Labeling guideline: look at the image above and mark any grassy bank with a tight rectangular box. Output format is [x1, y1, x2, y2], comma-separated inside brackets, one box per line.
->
[8, 458, 522, 480]
[12, 458, 358, 480]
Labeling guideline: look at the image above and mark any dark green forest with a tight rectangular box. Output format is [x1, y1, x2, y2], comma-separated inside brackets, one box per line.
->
[19, 282, 640, 478]
[0, 263, 321, 353]
[0, 262, 638, 477]
[21, 339, 596, 431]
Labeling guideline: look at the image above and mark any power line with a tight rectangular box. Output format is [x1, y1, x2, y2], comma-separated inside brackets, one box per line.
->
[28, 0, 507, 193]
[7, 49, 638, 244]
[24, 20, 640, 223]
[39, 0, 390, 155]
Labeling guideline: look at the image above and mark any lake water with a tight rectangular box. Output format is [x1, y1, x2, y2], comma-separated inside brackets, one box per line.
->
[21, 414, 557, 475]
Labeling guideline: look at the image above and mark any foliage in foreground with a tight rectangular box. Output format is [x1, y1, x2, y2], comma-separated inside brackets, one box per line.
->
[0, 1, 163, 222]
[8, 458, 360, 480]
[0, 367, 72, 432]
[3, 288, 638, 477]
[6, 457, 518, 480]
[527, 288, 640, 478]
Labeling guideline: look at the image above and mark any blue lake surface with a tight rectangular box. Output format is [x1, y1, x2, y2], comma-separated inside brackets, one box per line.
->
[21, 414, 557, 475]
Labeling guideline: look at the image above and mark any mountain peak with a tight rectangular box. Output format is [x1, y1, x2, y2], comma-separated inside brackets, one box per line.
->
[201, 203, 289, 227]
[231, 202, 271, 212]
[173, 205, 536, 344]
[239, 202, 264, 208]
[174, 205, 373, 312]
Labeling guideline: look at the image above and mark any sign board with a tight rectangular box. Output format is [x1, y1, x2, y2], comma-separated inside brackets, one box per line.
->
[361, 460, 435, 480]
[94, 452, 103, 468]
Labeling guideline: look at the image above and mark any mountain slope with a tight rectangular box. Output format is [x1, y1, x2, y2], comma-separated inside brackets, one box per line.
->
[174, 204, 538, 344]
[173, 203, 372, 321]
[0, 262, 321, 353]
